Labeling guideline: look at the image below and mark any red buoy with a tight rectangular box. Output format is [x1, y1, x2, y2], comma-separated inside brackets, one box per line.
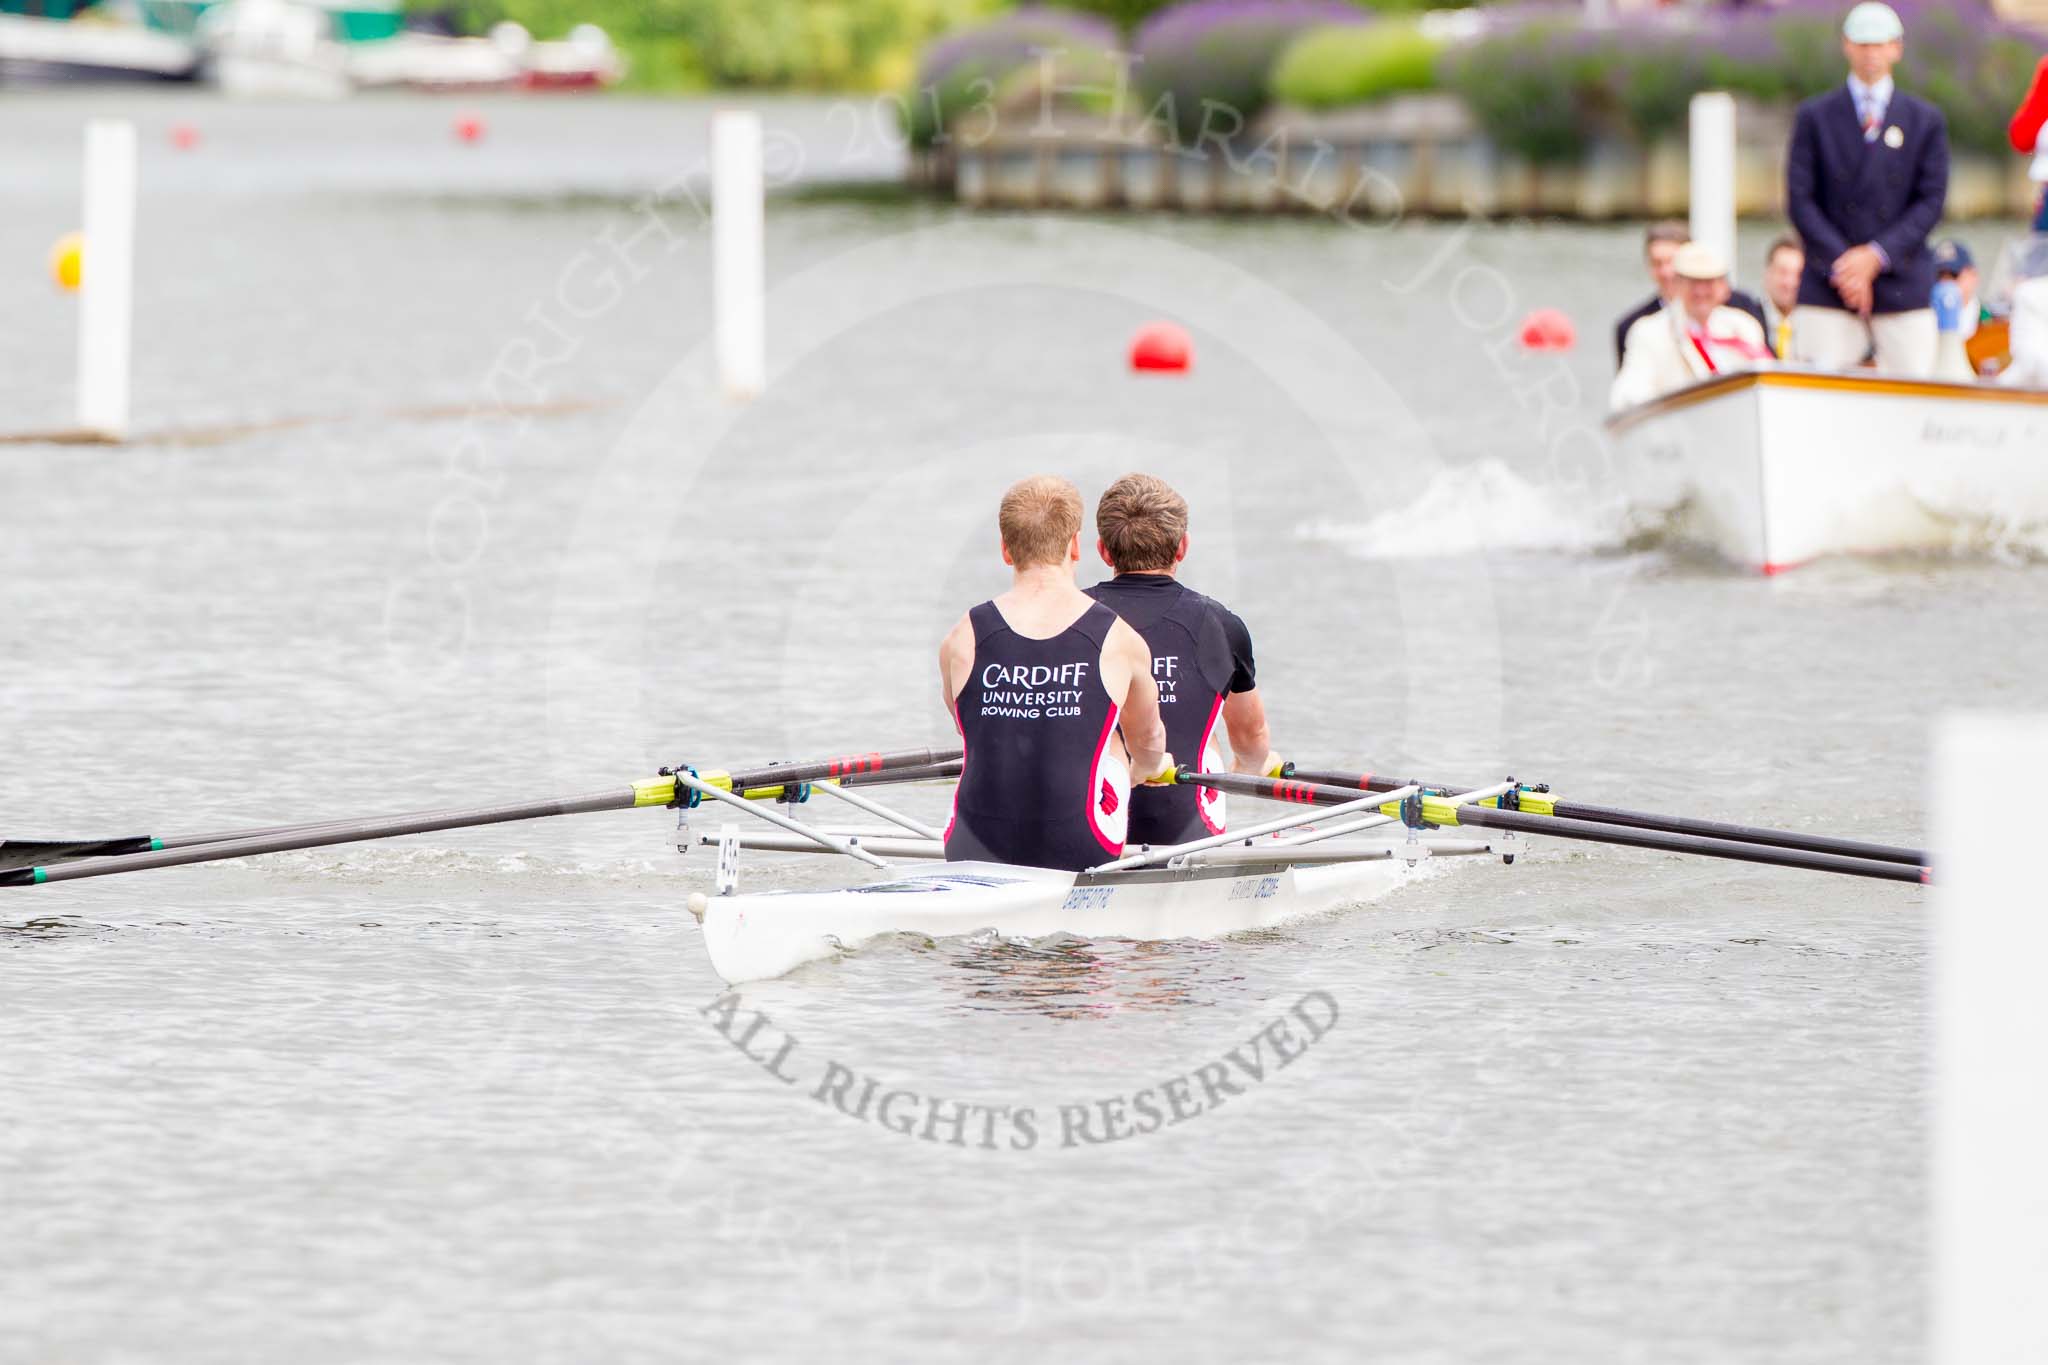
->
[453, 114, 487, 144]
[1130, 321, 1192, 373]
[169, 123, 200, 151]
[1517, 308, 1577, 352]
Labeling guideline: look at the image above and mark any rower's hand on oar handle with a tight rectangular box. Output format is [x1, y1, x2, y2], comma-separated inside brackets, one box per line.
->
[1135, 753, 1178, 787]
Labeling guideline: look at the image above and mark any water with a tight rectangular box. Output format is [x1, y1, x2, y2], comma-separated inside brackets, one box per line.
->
[3, 89, 2036, 1363]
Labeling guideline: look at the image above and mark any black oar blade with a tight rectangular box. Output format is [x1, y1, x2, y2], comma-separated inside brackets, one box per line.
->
[0, 838, 154, 873]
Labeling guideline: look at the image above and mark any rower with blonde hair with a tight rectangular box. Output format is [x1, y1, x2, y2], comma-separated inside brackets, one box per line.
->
[938, 475, 1171, 870]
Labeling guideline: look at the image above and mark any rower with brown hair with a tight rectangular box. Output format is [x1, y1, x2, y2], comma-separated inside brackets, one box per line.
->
[1085, 474, 1278, 847]
[938, 475, 1172, 871]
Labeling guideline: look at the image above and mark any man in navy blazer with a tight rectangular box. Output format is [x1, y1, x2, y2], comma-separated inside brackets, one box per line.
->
[1784, 2, 1948, 376]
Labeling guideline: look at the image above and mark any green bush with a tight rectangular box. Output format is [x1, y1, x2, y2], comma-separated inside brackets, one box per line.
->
[1269, 21, 1444, 110]
[411, 0, 998, 91]
[1441, 20, 1591, 164]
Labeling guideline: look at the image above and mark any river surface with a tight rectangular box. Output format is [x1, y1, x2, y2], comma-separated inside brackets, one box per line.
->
[4, 89, 2041, 1364]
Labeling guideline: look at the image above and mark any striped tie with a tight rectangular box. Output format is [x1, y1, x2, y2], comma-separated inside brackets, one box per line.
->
[1862, 99, 1881, 143]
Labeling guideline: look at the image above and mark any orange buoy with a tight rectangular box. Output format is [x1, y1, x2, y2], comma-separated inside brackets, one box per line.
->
[49, 230, 83, 291]
[1517, 308, 1576, 352]
[453, 114, 487, 144]
[1130, 321, 1192, 373]
[169, 123, 200, 151]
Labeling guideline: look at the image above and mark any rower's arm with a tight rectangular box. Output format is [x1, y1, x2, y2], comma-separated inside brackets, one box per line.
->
[1108, 620, 1170, 782]
[1223, 688, 1277, 776]
[937, 613, 974, 721]
[1214, 607, 1274, 775]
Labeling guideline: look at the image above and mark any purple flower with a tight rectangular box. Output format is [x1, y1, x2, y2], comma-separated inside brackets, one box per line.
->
[1133, 0, 1373, 140]
[916, 7, 1121, 90]
[907, 7, 1125, 148]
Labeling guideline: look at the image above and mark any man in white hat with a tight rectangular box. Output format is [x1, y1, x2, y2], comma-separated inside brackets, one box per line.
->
[1783, 1, 1949, 376]
[1610, 242, 1773, 411]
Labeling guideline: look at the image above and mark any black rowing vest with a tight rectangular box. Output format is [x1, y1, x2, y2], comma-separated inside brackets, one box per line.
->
[946, 600, 1128, 871]
[1085, 575, 1238, 845]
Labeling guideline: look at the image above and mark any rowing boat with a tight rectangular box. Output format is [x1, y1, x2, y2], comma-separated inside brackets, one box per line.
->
[675, 766, 1514, 982]
[687, 843, 1496, 984]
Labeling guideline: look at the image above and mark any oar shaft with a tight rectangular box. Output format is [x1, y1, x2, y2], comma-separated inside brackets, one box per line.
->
[0, 786, 641, 887]
[1539, 799, 1925, 866]
[1181, 771, 1927, 884]
[721, 748, 960, 791]
[842, 759, 961, 787]
[1179, 770, 1400, 810]
[1438, 803, 1927, 884]
[1283, 767, 1927, 866]
[5, 748, 969, 877]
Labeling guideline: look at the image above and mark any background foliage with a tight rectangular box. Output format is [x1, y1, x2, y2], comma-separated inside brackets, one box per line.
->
[1130, 0, 1371, 139]
[1442, 0, 2043, 162]
[1268, 20, 1445, 110]
[410, 0, 1001, 90]
[902, 7, 1124, 146]
[433, 0, 2046, 166]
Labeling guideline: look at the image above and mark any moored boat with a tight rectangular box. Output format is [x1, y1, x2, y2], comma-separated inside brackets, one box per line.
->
[1609, 368, 2048, 573]
[192, 0, 622, 95]
[0, 7, 200, 81]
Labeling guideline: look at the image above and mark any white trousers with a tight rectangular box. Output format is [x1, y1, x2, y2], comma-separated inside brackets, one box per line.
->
[1790, 306, 1937, 377]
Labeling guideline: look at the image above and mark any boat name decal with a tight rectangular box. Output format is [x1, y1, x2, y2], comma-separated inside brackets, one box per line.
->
[1060, 885, 1115, 911]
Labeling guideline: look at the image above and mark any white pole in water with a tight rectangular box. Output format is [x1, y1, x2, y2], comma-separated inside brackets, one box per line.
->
[1688, 92, 1737, 285]
[712, 109, 765, 402]
[77, 118, 138, 440]
[1932, 715, 2048, 1365]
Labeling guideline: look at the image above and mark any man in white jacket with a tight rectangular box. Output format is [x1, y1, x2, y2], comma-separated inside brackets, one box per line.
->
[1610, 243, 1775, 412]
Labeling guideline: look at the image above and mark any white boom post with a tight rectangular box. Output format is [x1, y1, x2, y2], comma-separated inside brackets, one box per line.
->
[712, 109, 765, 402]
[1689, 92, 1737, 286]
[77, 118, 138, 440]
[1933, 716, 2048, 1365]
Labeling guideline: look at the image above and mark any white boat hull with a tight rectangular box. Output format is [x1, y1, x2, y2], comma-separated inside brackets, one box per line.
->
[1610, 370, 2048, 572]
[0, 13, 200, 80]
[694, 856, 1423, 984]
